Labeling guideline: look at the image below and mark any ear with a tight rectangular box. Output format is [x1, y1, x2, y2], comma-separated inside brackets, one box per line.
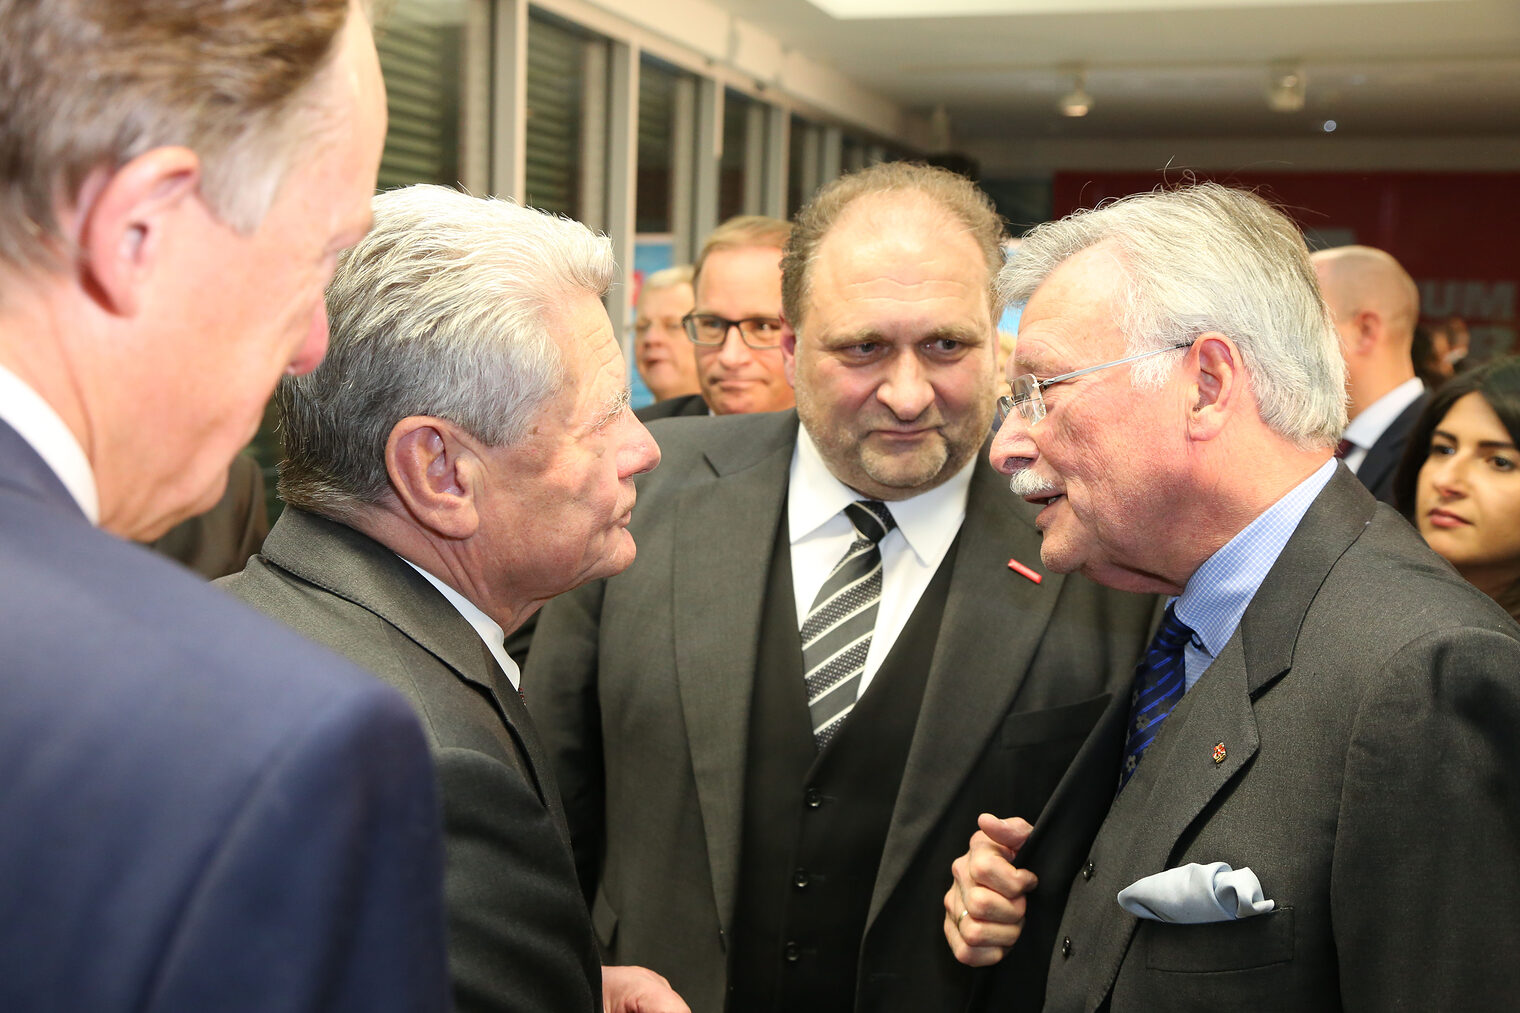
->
[386, 417, 481, 540]
[780, 313, 799, 387]
[1351, 309, 1382, 354]
[1185, 333, 1246, 443]
[68, 147, 202, 317]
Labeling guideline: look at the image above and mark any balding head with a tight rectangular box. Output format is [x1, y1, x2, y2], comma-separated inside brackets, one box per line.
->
[1312, 245, 1420, 417]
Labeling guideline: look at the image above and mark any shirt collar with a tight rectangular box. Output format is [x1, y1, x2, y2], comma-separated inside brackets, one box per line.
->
[0, 362, 99, 524]
[1173, 457, 1338, 661]
[398, 556, 521, 690]
[788, 424, 972, 566]
[1342, 376, 1425, 451]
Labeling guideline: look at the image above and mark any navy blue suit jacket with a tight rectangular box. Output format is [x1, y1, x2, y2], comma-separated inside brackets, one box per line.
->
[0, 420, 451, 1011]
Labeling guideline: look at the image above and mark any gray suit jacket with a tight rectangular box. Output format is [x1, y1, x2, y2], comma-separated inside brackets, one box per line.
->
[221, 509, 601, 1013]
[994, 467, 1520, 1012]
[525, 410, 1157, 1013]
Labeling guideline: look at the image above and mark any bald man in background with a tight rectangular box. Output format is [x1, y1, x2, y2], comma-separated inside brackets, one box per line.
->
[1312, 245, 1428, 504]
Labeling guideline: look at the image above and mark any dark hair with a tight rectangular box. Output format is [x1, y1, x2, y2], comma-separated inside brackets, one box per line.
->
[1393, 355, 1520, 518]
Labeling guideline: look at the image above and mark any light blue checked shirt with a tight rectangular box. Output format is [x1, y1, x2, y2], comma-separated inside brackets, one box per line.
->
[1172, 458, 1338, 690]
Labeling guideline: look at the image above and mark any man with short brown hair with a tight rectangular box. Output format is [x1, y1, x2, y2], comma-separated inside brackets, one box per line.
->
[527, 162, 1154, 1013]
[0, 2, 450, 1008]
[646, 214, 796, 419]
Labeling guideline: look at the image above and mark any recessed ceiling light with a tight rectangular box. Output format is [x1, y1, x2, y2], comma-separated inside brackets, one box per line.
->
[1058, 70, 1092, 117]
[1322, 119, 1338, 132]
[1267, 60, 1307, 113]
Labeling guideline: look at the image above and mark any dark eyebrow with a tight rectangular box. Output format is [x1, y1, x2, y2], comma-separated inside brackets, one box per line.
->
[822, 324, 986, 348]
[1432, 427, 1517, 451]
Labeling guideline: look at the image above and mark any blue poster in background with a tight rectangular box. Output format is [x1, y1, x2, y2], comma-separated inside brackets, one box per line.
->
[629, 237, 676, 409]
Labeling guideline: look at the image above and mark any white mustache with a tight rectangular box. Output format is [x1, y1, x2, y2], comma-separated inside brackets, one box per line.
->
[1008, 468, 1058, 497]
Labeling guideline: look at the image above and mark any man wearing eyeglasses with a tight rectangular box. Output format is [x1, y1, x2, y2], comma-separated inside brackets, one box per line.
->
[637, 215, 796, 421]
[945, 184, 1520, 1010]
[525, 163, 1156, 1013]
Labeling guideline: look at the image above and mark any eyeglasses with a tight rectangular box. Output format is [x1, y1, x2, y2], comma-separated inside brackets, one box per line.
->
[682, 312, 785, 349]
[995, 342, 1194, 429]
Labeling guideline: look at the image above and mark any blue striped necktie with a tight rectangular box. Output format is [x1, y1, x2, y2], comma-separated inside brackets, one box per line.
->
[801, 500, 895, 749]
[1117, 603, 1195, 793]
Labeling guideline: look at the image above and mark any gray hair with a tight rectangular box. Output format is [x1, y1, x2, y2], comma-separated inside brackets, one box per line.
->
[1000, 183, 1346, 447]
[277, 183, 615, 517]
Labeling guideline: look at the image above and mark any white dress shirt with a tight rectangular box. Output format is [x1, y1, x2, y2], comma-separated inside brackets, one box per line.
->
[788, 426, 972, 699]
[1341, 376, 1425, 475]
[400, 557, 521, 691]
[0, 362, 98, 524]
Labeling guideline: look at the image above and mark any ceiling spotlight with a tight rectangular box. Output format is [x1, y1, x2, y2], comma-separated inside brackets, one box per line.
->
[1266, 60, 1306, 113]
[1322, 119, 1337, 133]
[1058, 70, 1092, 118]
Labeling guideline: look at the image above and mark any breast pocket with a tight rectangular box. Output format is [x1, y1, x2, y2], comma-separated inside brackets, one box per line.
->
[996, 693, 1112, 820]
[999, 693, 1113, 748]
[1144, 906, 1295, 973]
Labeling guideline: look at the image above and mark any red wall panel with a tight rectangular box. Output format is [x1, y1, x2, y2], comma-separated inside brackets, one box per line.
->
[1051, 171, 1520, 359]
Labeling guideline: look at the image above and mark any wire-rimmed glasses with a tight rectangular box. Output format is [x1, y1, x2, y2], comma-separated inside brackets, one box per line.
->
[995, 342, 1194, 429]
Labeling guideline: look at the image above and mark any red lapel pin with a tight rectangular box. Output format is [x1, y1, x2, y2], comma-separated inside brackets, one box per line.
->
[1007, 558, 1042, 584]
[1212, 742, 1227, 764]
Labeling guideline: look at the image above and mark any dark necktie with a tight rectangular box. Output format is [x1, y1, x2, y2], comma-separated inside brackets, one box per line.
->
[801, 500, 896, 749]
[1118, 603, 1196, 793]
[1335, 437, 1354, 459]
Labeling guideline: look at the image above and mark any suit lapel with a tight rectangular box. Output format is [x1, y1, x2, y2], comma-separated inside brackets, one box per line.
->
[1356, 394, 1426, 499]
[867, 453, 1070, 927]
[1081, 636, 1260, 1007]
[260, 508, 556, 808]
[672, 413, 798, 931]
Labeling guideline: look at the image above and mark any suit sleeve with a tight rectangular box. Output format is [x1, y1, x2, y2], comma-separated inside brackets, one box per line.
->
[523, 576, 609, 906]
[436, 747, 601, 1013]
[146, 683, 451, 1013]
[1332, 625, 1520, 1007]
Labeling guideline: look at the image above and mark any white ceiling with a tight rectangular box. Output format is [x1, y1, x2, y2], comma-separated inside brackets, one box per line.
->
[691, 0, 1520, 147]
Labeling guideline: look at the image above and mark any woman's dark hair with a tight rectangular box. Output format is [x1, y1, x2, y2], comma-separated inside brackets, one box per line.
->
[1394, 355, 1520, 518]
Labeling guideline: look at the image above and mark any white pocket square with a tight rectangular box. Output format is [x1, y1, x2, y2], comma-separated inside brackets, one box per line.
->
[1116, 862, 1275, 924]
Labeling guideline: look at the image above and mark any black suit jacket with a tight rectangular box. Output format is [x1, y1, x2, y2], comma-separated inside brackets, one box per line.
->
[635, 392, 709, 421]
[526, 410, 1157, 1013]
[981, 467, 1520, 1012]
[0, 422, 449, 1011]
[222, 508, 601, 1013]
[1353, 391, 1427, 505]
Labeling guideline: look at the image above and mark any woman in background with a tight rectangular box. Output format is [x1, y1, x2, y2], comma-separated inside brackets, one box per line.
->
[1394, 356, 1520, 621]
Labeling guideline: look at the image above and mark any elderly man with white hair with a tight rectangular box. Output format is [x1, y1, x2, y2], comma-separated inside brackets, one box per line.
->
[223, 184, 686, 1013]
[944, 184, 1520, 1011]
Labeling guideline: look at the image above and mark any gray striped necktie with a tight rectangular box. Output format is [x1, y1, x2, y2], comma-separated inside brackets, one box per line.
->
[802, 500, 896, 749]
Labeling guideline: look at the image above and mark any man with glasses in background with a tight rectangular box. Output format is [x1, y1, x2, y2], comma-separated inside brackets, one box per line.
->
[637, 215, 795, 421]
[526, 163, 1155, 1013]
[945, 184, 1520, 1010]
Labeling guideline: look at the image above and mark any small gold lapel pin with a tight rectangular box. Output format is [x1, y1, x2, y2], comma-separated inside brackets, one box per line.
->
[1212, 742, 1227, 764]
